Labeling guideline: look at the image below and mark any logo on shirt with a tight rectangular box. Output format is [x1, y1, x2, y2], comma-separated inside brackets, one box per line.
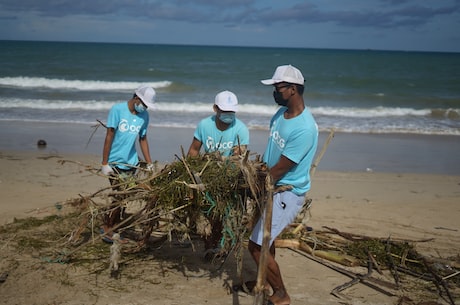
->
[270, 124, 285, 149]
[119, 119, 141, 134]
[205, 136, 233, 152]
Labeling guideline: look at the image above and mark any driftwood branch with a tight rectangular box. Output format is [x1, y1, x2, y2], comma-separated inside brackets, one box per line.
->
[253, 175, 273, 305]
[288, 247, 398, 298]
[422, 257, 457, 305]
[331, 254, 373, 300]
[85, 120, 106, 149]
[331, 252, 398, 300]
[310, 129, 335, 177]
[322, 226, 435, 243]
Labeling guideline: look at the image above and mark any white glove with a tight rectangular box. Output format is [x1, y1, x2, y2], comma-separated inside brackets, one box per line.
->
[146, 163, 155, 172]
[101, 164, 114, 176]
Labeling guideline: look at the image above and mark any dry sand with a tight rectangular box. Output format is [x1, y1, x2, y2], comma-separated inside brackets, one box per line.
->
[0, 151, 459, 305]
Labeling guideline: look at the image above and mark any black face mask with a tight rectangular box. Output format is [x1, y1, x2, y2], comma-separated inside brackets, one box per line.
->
[273, 91, 289, 106]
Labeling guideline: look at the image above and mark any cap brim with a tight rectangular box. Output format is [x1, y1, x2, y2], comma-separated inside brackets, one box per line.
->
[218, 106, 238, 112]
[261, 79, 276, 85]
[143, 101, 156, 110]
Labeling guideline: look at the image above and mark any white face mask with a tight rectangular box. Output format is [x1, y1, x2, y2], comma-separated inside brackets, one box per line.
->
[135, 102, 146, 113]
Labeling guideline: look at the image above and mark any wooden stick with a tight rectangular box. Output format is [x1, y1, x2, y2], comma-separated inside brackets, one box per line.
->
[323, 226, 435, 243]
[288, 247, 397, 297]
[253, 175, 274, 305]
[422, 257, 456, 305]
[275, 239, 360, 267]
[177, 152, 198, 185]
[331, 252, 374, 299]
[310, 129, 335, 177]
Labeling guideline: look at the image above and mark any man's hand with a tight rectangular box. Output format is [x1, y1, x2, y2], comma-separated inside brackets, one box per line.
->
[232, 145, 247, 156]
[101, 164, 114, 176]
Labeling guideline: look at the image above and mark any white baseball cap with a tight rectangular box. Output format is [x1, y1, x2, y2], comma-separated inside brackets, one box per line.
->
[261, 64, 305, 85]
[214, 90, 238, 112]
[135, 85, 156, 109]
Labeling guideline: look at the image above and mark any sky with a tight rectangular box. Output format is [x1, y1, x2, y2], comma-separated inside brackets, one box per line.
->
[0, 0, 459, 53]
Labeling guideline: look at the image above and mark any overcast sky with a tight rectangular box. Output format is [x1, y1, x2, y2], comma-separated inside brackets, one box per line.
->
[1, 0, 459, 52]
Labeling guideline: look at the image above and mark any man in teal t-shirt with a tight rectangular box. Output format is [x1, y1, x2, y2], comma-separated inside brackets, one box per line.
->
[187, 90, 250, 256]
[248, 65, 318, 305]
[100, 85, 156, 241]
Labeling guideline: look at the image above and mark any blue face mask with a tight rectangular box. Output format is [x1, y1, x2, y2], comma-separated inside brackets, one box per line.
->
[135, 103, 146, 113]
[219, 113, 235, 124]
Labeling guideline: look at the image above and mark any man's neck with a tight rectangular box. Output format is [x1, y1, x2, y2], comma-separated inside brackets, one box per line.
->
[284, 98, 305, 119]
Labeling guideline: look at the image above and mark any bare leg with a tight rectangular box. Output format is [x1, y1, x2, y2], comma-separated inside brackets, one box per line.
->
[248, 240, 291, 305]
[102, 173, 125, 239]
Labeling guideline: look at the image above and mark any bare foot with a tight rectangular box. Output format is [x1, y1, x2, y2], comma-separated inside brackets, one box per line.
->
[268, 289, 290, 305]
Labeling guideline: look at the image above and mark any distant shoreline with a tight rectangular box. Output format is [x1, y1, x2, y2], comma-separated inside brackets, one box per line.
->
[3, 39, 460, 54]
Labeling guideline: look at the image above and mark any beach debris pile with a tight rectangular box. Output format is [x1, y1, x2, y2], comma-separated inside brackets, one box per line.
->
[66, 149, 268, 256]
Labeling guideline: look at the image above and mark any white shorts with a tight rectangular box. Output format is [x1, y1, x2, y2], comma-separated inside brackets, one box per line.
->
[250, 191, 305, 246]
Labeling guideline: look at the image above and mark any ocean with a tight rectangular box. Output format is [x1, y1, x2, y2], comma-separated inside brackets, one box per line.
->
[1, 40, 459, 136]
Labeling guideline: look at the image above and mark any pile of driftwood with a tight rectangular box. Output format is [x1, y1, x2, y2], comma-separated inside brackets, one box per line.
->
[276, 226, 460, 304]
[65, 149, 268, 255]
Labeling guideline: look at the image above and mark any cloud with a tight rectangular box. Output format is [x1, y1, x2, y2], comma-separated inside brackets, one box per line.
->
[1, 0, 459, 29]
[1, 0, 459, 52]
[0, 0, 252, 19]
[0, 0, 126, 17]
[251, 1, 460, 28]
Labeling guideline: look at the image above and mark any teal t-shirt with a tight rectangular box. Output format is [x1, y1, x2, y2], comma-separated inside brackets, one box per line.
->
[107, 102, 149, 169]
[193, 115, 249, 156]
[263, 107, 318, 195]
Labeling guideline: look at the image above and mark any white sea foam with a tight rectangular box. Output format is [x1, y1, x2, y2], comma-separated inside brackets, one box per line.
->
[0, 98, 113, 110]
[0, 97, 439, 119]
[313, 106, 431, 117]
[0, 76, 172, 91]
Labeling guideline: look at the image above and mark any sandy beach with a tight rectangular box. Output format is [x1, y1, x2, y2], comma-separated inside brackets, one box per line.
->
[1, 123, 460, 305]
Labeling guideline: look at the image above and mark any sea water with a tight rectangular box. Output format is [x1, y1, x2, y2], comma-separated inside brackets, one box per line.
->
[1, 40, 459, 135]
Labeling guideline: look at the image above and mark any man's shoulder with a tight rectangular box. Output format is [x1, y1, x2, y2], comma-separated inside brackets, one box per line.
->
[194, 116, 215, 133]
[301, 108, 317, 127]
[111, 101, 127, 111]
[197, 115, 215, 125]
